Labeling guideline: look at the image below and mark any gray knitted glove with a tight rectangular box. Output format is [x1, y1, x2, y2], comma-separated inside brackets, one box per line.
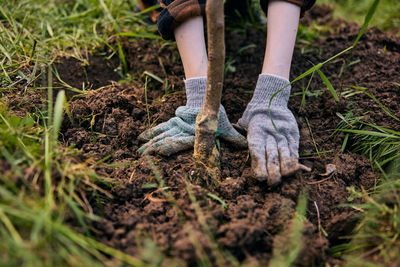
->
[138, 77, 247, 156]
[237, 74, 310, 186]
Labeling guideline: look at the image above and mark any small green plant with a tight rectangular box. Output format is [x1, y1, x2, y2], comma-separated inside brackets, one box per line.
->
[269, 190, 308, 267]
[318, 0, 400, 34]
[332, 169, 400, 266]
[282, 0, 381, 113]
[0, 0, 160, 89]
[336, 85, 400, 169]
[341, 123, 400, 168]
[144, 155, 240, 266]
[0, 93, 143, 265]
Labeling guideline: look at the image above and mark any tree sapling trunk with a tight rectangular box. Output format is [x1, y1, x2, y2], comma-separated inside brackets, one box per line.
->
[193, 0, 225, 184]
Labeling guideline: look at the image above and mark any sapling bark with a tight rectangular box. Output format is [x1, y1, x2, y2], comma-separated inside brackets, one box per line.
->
[193, 0, 225, 183]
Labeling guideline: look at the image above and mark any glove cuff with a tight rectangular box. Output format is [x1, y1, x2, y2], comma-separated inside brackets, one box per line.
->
[237, 74, 292, 130]
[250, 73, 291, 107]
[184, 76, 207, 108]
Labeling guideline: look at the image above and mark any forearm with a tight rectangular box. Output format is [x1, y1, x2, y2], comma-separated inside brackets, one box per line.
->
[174, 16, 208, 79]
[155, 0, 315, 41]
[262, 0, 300, 80]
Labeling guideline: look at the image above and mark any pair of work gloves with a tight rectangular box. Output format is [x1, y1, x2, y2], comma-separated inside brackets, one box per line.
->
[138, 74, 310, 186]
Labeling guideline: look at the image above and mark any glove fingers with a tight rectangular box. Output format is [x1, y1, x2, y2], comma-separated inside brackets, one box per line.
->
[277, 138, 297, 177]
[152, 134, 195, 156]
[138, 120, 174, 141]
[286, 134, 300, 159]
[220, 128, 248, 148]
[138, 140, 156, 155]
[249, 143, 268, 182]
[138, 128, 180, 155]
[175, 106, 199, 124]
[172, 117, 196, 135]
[145, 127, 180, 145]
[139, 132, 194, 156]
[265, 135, 281, 186]
[282, 135, 311, 174]
[217, 110, 248, 148]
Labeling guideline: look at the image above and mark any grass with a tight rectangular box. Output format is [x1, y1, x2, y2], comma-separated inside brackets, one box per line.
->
[0, 1, 155, 265]
[293, 1, 400, 265]
[144, 155, 240, 266]
[330, 11, 400, 262]
[269, 191, 308, 267]
[318, 0, 400, 34]
[330, 85, 400, 266]
[333, 88, 400, 265]
[0, 0, 159, 88]
[336, 84, 400, 170]
[331, 168, 400, 266]
[0, 0, 400, 266]
[0, 97, 144, 265]
[145, 155, 314, 267]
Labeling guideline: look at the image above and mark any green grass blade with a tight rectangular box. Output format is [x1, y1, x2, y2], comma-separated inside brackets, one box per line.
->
[137, 4, 161, 15]
[116, 38, 128, 73]
[143, 71, 164, 84]
[44, 130, 54, 208]
[340, 129, 398, 139]
[269, 190, 308, 267]
[53, 90, 65, 144]
[316, 68, 339, 102]
[353, 0, 381, 47]
[0, 208, 23, 245]
[350, 86, 400, 122]
[115, 31, 162, 40]
[207, 193, 228, 209]
[300, 70, 315, 108]
[47, 66, 53, 128]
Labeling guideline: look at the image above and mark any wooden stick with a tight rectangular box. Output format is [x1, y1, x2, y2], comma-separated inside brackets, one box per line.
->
[193, 0, 225, 184]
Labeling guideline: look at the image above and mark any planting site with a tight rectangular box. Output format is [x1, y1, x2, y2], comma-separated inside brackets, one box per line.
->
[1, 1, 400, 266]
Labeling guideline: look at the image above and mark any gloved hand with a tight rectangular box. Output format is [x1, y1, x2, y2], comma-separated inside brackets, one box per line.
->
[138, 77, 247, 156]
[237, 74, 310, 186]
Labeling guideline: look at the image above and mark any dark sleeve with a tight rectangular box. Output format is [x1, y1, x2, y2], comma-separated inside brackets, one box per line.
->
[156, 0, 316, 41]
[157, 0, 206, 40]
[259, 0, 316, 17]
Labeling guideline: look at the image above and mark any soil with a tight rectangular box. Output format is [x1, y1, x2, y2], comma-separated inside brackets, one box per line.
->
[5, 5, 400, 266]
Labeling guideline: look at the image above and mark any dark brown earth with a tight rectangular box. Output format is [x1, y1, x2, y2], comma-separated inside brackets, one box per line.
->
[4, 5, 400, 266]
